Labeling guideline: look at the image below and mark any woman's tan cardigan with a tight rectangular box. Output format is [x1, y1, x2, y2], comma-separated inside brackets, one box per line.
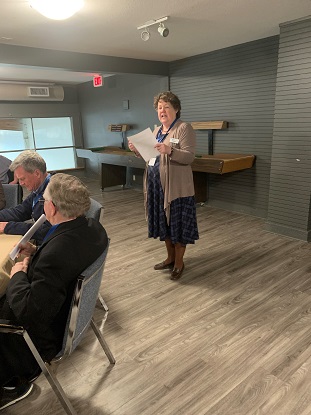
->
[143, 119, 196, 224]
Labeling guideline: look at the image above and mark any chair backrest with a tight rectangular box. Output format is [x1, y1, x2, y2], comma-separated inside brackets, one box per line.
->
[60, 240, 110, 357]
[6, 169, 14, 183]
[2, 184, 23, 208]
[85, 198, 103, 222]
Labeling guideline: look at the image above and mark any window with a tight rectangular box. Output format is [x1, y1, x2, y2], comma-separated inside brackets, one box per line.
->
[0, 117, 76, 170]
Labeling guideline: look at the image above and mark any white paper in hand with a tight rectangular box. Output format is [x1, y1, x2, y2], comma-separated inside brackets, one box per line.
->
[9, 214, 47, 260]
[128, 128, 159, 162]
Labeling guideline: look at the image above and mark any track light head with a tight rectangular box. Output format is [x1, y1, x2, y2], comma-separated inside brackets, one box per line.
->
[158, 23, 169, 37]
[141, 28, 150, 41]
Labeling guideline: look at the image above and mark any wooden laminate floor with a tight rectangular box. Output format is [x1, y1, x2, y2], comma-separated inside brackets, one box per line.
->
[7, 178, 311, 415]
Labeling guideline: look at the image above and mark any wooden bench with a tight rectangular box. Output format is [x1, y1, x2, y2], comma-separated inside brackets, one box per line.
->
[77, 120, 255, 203]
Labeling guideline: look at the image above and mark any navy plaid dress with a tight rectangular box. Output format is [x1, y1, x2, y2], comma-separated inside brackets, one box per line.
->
[147, 156, 199, 245]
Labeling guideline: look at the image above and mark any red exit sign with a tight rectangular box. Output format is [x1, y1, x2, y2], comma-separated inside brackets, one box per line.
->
[93, 75, 103, 87]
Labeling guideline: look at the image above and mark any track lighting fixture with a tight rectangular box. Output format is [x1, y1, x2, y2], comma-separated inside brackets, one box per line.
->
[158, 23, 169, 37]
[137, 16, 169, 41]
[141, 28, 150, 41]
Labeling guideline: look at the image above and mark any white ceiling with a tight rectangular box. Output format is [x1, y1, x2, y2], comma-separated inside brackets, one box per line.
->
[0, 0, 311, 84]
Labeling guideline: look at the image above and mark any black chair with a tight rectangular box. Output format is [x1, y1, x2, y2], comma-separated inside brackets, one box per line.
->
[0, 242, 115, 415]
[2, 184, 23, 208]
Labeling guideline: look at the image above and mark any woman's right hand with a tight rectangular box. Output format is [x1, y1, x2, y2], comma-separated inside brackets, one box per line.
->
[128, 140, 141, 157]
[128, 140, 137, 153]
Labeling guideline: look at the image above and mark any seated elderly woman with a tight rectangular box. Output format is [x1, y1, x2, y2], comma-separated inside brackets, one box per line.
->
[0, 173, 108, 410]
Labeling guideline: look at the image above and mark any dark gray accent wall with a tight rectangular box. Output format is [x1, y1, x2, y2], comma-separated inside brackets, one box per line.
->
[169, 36, 279, 217]
[77, 73, 168, 177]
[266, 18, 311, 241]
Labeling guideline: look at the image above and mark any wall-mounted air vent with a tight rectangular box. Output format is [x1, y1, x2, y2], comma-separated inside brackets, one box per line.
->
[27, 86, 50, 97]
[0, 84, 64, 101]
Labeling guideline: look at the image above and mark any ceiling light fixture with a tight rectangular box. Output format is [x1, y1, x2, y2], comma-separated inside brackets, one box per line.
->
[29, 0, 84, 20]
[137, 16, 169, 41]
[158, 23, 169, 38]
[141, 28, 150, 42]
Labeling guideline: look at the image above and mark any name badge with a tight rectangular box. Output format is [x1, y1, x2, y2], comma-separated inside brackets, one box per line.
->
[170, 138, 179, 144]
[148, 158, 156, 166]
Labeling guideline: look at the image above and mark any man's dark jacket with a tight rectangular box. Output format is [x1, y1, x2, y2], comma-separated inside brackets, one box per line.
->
[0, 216, 108, 385]
[0, 183, 5, 210]
[0, 175, 51, 244]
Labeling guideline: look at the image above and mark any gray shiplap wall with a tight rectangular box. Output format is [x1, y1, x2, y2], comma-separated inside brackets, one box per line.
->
[169, 36, 279, 217]
[266, 18, 311, 241]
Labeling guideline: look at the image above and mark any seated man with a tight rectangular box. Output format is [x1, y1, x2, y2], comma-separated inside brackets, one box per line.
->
[0, 155, 12, 184]
[0, 183, 5, 210]
[0, 150, 51, 244]
[0, 173, 108, 410]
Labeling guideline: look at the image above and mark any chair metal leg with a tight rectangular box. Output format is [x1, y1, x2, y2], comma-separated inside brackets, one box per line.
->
[23, 331, 78, 415]
[90, 318, 116, 364]
[97, 293, 109, 311]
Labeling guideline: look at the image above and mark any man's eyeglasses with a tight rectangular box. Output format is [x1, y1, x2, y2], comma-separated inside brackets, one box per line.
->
[38, 198, 55, 206]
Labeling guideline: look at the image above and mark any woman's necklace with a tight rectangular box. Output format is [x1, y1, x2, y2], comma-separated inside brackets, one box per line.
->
[156, 118, 178, 143]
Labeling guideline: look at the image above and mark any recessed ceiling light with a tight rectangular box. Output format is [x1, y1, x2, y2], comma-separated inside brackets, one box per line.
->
[29, 0, 84, 20]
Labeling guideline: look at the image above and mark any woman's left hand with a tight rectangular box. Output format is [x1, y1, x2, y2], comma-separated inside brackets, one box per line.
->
[155, 143, 171, 155]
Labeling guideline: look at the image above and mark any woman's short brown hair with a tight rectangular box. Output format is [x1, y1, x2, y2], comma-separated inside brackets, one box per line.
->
[154, 91, 181, 119]
[44, 173, 91, 218]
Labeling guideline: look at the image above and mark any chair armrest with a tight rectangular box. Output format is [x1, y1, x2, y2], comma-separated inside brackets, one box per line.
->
[0, 319, 24, 334]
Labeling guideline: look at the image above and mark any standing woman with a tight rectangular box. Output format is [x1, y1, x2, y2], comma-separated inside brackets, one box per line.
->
[129, 91, 199, 280]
